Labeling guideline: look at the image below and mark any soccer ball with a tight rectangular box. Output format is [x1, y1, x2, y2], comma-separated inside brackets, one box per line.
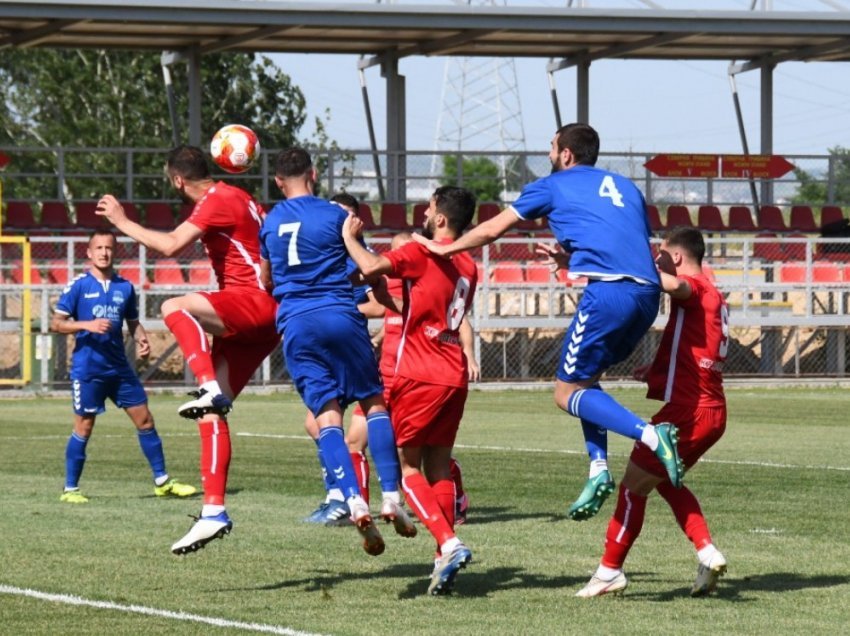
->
[210, 124, 260, 174]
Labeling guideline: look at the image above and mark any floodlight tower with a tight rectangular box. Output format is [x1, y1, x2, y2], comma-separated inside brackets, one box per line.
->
[432, 0, 527, 197]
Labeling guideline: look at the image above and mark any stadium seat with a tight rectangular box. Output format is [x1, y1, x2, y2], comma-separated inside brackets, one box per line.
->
[412, 202, 429, 228]
[477, 203, 501, 224]
[789, 206, 818, 233]
[783, 233, 808, 261]
[752, 232, 783, 261]
[757, 206, 787, 232]
[813, 262, 842, 283]
[697, 205, 726, 233]
[8, 261, 43, 284]
[666, 205, 693, 229]
[646, 204, 663, 232]
[187, 259, 215, 286]
[820, 206, 845, 228]
[152, 258, 185, 285]
[379, 203, 407, 230]
[74, 202, 108, 230]
[525, 265, 552, 283]
[46, 259, 73, 285]
[176, 203, 194, 224]
[490, 260, 525, 284]
[728, 206, 758, 232]
[779, 262, 806, 283]
[4, 201, 37, 231]
[145, 203, 175, 230]
[357, 203, 376, 230]
[41, 202, 74, 231]
[493, 236, 533, 260]
[116, 260, 143, 286]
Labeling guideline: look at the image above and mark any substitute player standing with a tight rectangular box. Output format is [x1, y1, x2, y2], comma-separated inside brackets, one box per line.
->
[416, 123, 683, 522]
[575, 227, 729, 598]
[96, 145, 279, 555]
[342, 185, 478, 596]
[52, 229, 196, 503]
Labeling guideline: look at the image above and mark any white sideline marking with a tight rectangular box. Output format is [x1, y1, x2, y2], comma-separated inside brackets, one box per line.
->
[0, 585, 325, 636]
[235, 432, 850, 472]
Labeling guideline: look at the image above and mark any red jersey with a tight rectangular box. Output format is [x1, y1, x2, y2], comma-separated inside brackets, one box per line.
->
[379, 277, 404, 379]
[186, 181, 265, 290]
[384, 239, 477, 388]
[646, 273, 727, 408]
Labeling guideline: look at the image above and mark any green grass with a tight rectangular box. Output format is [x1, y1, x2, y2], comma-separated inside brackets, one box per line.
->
[1, 388, 849, 635]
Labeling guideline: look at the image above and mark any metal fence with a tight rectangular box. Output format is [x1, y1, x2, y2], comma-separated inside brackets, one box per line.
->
[1, 234, 849, 390]
[0, 146, 846, 208]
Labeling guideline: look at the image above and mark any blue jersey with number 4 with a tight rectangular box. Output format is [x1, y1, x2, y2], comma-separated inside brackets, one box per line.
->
[55, 272, 138, 381]
[260, 196, 359, 331]
[512, 165, 659, 285]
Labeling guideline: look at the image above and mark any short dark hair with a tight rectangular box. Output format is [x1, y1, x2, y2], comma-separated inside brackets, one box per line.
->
[664, 226, 705, 264]
[88, 228, 116, 245]
[555, 123, 600, 166]
[330, 192, 359, 214]
[275, 147, 313, 178]
[433, 185, 476, 235]
[165, 145, 210, 181]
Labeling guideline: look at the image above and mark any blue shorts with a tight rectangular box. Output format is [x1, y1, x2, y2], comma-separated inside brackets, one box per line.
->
[557, 279, 660, 383]
[283, 309, 383, 414]
[71, 372, 148, 416]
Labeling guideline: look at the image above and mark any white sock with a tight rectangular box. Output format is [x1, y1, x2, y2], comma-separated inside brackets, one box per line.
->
[327, 488, 345, 503]
[595, 564, 623, 581]
[440, 537, 461, 555]
[154, 474, 170, 487]
[697, 544, 719, 565]
[201, 504, 225, 517]
[382, 491, 401, 504]
[589, 459, 609, 478]
[200, 380, 222, 396]
[640, 425, 659, 451]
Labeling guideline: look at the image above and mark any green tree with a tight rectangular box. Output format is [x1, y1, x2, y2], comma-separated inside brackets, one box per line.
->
[0, 49, 312, 202]
[792, 146, 850, 205]
[441, 154, 503, 203]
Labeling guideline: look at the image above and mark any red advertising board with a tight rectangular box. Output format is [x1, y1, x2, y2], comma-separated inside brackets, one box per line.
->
[720, 154, 795, 179]
[645, 153, 794, 179]
[644, 154, 719, 178]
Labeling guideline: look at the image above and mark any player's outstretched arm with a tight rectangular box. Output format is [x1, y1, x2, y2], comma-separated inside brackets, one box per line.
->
[412, 207, 520, 257]
[96, 194, 202, 257]
[342, 214, 392, 276]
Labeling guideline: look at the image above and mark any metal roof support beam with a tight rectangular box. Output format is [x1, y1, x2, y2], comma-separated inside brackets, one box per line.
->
[729, 38, 850, 74]
[198, 25, 295, 55]
[399, 29, 496, 58]
[576, 60, 590, 125]
[547, 32, 692, 73]
[761, 62, 774, 205]
[0, 19, 80, 50]
[381, 52, 406, 203]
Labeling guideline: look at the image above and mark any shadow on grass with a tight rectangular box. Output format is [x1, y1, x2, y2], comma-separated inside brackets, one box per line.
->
[461, 505, 567, 525]
[626, 571, 850, 603]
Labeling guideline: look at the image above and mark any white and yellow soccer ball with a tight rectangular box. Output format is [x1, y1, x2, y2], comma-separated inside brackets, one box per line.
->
[210, 124, 260, 174]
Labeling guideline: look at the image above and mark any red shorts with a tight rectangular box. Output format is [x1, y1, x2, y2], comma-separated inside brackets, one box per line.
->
[389, 376, 467, 447]
[631, 402, 726, 478]
[200, 288, 280, 397]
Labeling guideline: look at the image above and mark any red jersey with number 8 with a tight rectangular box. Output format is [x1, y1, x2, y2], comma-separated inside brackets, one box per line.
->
[646, 273, 727, 407]
[384, 240, 477, 388]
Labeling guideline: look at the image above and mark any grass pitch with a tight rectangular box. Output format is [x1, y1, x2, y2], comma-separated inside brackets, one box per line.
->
[1, 387, 849, 635]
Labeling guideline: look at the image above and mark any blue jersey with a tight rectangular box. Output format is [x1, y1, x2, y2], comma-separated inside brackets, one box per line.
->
[55, 271, 138, 381]
[260, 196, 359, 331]
[512, 165, 659, 285]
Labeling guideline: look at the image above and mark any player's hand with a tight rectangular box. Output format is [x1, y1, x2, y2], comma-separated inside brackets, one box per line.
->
[467, 356, 480, 382]
[655, 249, 676, 276]
[136, 334, 151, 358]
[632, 364, 650, 382]
[88, 318, 112, 334]
[411, 232, 451, 257]
[342, 212, 363, 239]
[95, 194, 127, 226]
[534, 241, 570, 272]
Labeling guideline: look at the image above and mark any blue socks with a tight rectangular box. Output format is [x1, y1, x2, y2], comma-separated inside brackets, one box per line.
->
[137, 427, 168, 481]
[317, 426, 361, 500]
[64, 432, 89, 489]
[366, 411, 401, 494]
[567, 387, 647, 450]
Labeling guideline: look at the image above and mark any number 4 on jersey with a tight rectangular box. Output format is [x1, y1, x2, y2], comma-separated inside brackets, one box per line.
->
[598, 175, 625, 208]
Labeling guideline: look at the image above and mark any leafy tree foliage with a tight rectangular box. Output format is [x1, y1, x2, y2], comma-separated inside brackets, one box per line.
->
[441, 154, 503, 203]
[793, 146, 850, 205]
[0, 49, 314, 202]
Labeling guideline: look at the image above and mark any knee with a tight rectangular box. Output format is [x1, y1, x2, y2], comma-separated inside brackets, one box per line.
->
[553, 386, 573, 412]
[160, 297, 183, 318]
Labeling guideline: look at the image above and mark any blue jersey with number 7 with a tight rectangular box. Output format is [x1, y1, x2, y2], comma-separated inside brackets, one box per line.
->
[512, 165, 659, 285]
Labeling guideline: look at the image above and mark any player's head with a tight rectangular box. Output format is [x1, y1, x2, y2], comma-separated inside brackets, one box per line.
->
[274, 147, 317, 195]
[424, 186, 476, 240]
[165, 145, 211, 203]
[330, 191, 360, 216]
[662, 226, 705, 266]
[550, 123, 599, 172]
[391, 230, 414, 250]
[87, 229, 117, 273]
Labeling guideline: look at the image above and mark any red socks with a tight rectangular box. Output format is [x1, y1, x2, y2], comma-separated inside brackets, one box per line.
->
[431, 479, 456, 529]
[656, 481, 713, 550]
[164, 310, 216, 384]
[198, 416, 231, 506]
[350, 451, 370, 505]
[402, 473, 455, 546]
[601, 484, 647, 569]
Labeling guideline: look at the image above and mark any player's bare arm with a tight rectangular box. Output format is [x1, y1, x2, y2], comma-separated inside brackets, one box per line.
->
[260, 258, 273, 291]
[50, 312, 111, 335]
[460, 316, 480, 382]
[655, 250, 692, 300]
[342, 214, 392, 276]
[127, 319, 151, 358]
[371, 279, 403, 314]
[412, 207, 519, 257]
[535, 241, 571, 272]
[96, 194, 202, 257]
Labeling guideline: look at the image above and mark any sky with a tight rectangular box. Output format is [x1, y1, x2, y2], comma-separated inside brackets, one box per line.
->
[267, 0, 850, 158]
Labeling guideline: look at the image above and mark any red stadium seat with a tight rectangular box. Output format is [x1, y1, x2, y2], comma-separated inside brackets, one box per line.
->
[5, 201, 37, 230]
[782, 233, 808, 261]
[152, 258, 185, 285]
[492, 236, 533, 261]
[145, 203, 176, 230]
[41, 202, 74, 231]
[728, 206, 758, 232]
[412, 202, 428, 228]
[525, 265, 552, 283]
[757, 206, 787, 232]
[357, 203, 376, 230]
[666, 205, 693, 229]
[177, 203, 194, 223]
[8, 261, 43, 284]
[697, 205, 726, 233]
[813, 262, 842, 283]
[779, 263, 806, 283]
[379, 203, 408, 230]
[820, 206, 845, 228]
[74, 202, 109, 230]
[187, 259, 215, 286]
[477, 203, 501, 224]
[46, 259, 73, 285]
[117, 260, 143, 286]
[752, 233, 783, 261]
[789, 206, 818, 233]
[646, 204, 663, 232]
[490, 260, 524, 284]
